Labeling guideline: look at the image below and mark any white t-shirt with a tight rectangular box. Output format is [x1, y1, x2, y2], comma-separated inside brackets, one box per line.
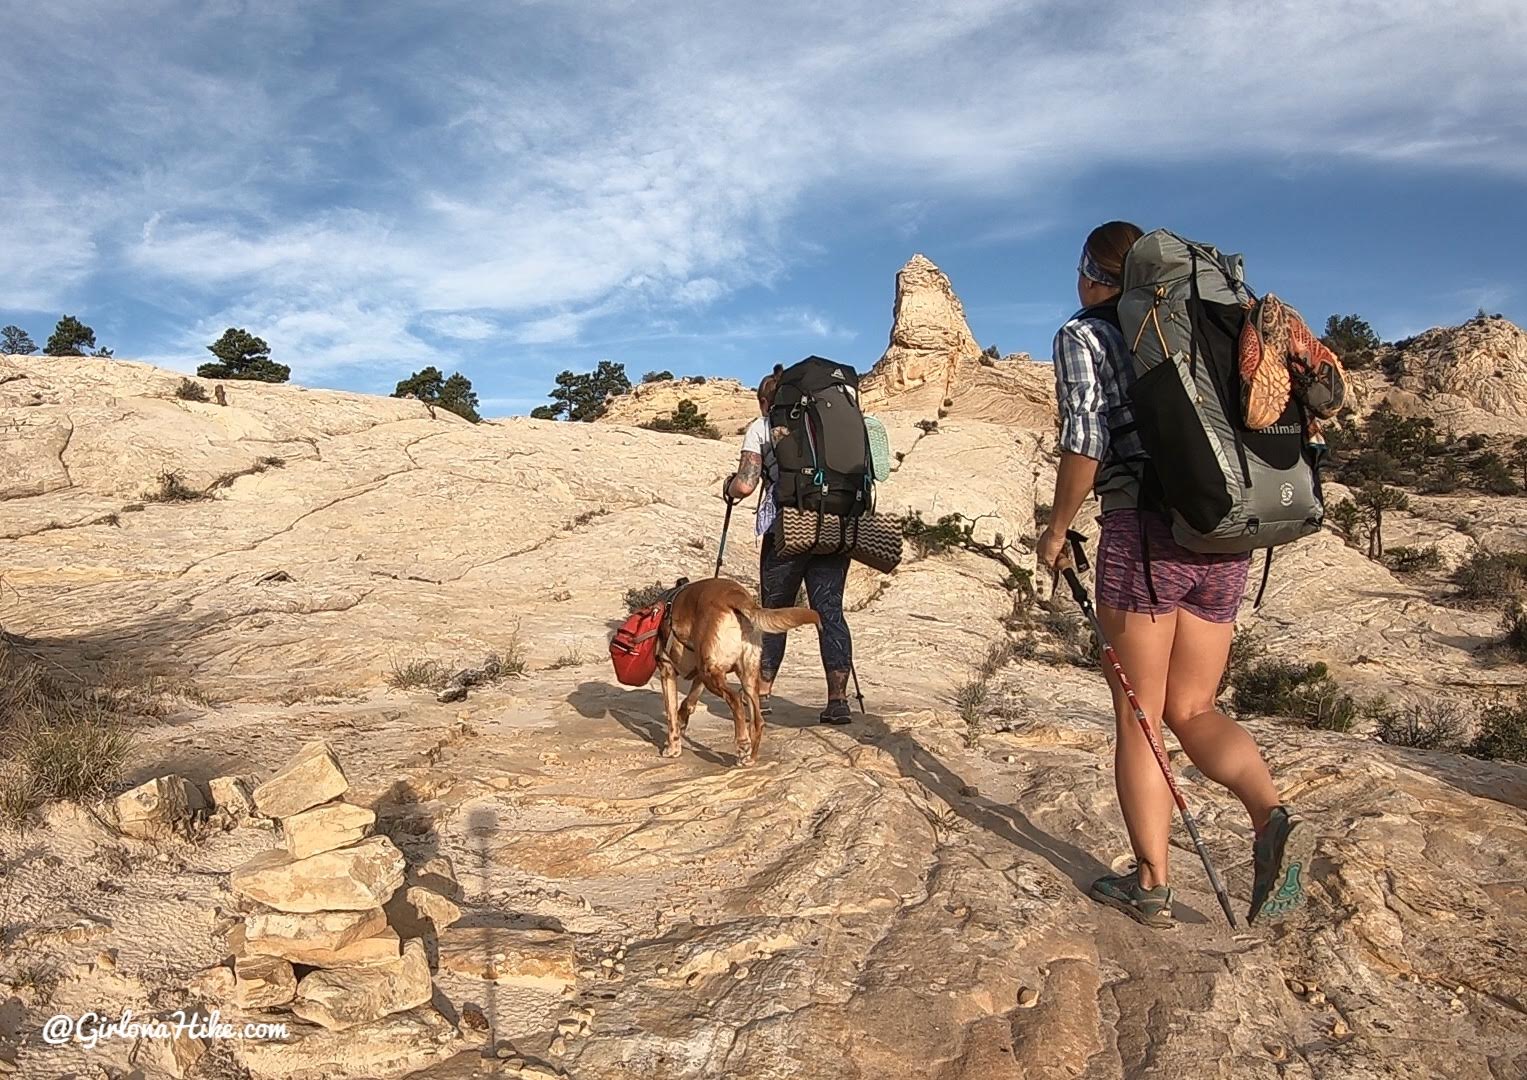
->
[741, 416, 780, 536]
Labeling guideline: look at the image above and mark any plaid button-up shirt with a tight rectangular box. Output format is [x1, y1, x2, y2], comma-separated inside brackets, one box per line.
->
[1051, 310, 1145, 466]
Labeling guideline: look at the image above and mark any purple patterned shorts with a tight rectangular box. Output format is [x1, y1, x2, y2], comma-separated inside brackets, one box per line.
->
[1096, 510, 1251, 624]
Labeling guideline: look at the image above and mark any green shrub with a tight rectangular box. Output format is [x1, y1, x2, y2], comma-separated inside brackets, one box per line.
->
[1218, 627, 1267, 698]
[1469, 696, 1527, 762]
[900, 511, 967, 557]
[1384, 545, 1443, 574]
[175, 378, 209, 402]
[642, 399, 721, 439]
[1327, 499, 1362, 546]
[1451, 552, 1527, 602]
[1469, 452, 1521, 496]
[1230, 658, 1357, 732]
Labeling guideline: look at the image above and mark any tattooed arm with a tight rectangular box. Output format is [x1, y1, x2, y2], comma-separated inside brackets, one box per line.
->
[727, 451, 764, 499]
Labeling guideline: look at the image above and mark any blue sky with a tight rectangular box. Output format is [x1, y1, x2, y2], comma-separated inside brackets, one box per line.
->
[3, 1, 1524, 416]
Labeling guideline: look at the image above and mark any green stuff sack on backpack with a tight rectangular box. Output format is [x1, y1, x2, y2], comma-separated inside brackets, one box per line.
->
[863, 415, 892, 483]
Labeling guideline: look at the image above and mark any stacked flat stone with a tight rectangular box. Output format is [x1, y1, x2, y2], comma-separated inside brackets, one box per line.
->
[224, 741, 460, 1031]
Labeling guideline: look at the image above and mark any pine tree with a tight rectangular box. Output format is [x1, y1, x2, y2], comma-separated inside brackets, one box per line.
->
[198, 328, 290, 382]
[535, 361, 631, 421]
[44, 315, 97, 357]
[392, 366, 481, 423]
[1, 325, 36, 355]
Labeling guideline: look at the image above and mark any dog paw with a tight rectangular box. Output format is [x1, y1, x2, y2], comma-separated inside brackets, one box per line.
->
[660, 744, 682, 759]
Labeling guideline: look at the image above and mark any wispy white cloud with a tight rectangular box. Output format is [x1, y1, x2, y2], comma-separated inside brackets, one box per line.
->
[1, 0, 1522, 384]
[419, 313, 500, 341]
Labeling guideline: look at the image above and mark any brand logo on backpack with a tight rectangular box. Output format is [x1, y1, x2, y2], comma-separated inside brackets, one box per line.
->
[1279, 483, 1295, 507]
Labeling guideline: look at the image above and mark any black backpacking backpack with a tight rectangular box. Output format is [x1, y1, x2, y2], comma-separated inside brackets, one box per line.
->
[768, 356, 874, 518]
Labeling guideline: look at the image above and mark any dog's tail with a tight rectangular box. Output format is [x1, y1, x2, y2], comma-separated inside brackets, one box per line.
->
[738, 603, 821, 635]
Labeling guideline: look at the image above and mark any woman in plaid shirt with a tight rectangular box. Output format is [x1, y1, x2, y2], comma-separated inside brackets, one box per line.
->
[1036, 222, 1311, 929]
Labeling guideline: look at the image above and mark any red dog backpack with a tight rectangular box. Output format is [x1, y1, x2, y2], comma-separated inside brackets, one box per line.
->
[609, 603, 666, 686]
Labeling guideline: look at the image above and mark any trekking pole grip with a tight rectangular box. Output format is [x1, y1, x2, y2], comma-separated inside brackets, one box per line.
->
[1064, 529, 1091, 573]
[1060, 567, 1090, 608]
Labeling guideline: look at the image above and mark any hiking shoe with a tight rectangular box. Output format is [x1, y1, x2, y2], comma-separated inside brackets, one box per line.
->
[818, 699, 852, 725]
[1090, 869, 1174, 929]
[1249, 806, 1315, 924]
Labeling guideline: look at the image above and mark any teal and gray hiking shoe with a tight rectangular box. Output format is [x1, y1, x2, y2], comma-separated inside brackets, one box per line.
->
[1090, 869, 1174, 929]
[1249, 806, 1315, 924]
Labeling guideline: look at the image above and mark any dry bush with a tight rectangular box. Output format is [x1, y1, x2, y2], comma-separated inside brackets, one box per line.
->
[1470, 695, 1527, 762]
[1500, 597, 1527, 660]
[174, 378, 209, 402]
[1451, 552, 1527, 603]
[385, 657, 453, 691]
[625, 581, 671, 612]
[1368, 696, 1469, 752]
[0, 649, 139, 828]
[143, 469, 207, 503]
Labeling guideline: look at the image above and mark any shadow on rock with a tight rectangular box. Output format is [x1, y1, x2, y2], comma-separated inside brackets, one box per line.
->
[565, 680, 731, 766]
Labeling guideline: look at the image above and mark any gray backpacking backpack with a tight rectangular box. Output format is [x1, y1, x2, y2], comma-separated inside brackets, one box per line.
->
[1112, 230, 1324, 553]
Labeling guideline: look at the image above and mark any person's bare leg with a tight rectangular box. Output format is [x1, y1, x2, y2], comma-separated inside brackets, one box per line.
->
[1162, 611, 1280, 833]
[1099, 605, 1177, 889]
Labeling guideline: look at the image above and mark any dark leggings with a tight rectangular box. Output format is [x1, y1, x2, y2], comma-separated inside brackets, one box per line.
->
[758, 533, 853, 680]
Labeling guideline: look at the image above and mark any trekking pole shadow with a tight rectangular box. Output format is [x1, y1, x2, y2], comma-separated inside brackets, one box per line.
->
[774, 698, 1113, 894]
[466, 807, 500, 1057]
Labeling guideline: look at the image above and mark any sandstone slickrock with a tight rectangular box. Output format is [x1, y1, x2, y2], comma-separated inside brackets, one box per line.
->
[868, 254, 982, 399]
[234, 954, 298, 1009]
[401, 885, 462, 929]
[244, 907, 388, 957]
[209, 775, 256, 817]
[253, 926, 402, 969]
[1392, 313, 1527, 424]
[436, 926, 577, 990]
[282, 799, 375, 858]
[291, 938, 433, 1030]
[235, 1005, 462, 1080]
[231, 835, 406, 913]
[407, 855, 462, 899]
[253, 741, 349, 819]
[595, 376, 757, 430]
[187, 962, 236, 1001]
[113, 775, 205, 839]
[858, 255, 1058, 427]
[3, 307, 1526, 1080]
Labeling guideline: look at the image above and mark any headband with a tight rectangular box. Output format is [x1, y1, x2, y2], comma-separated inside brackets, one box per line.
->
[1078, 245, 1120, 288]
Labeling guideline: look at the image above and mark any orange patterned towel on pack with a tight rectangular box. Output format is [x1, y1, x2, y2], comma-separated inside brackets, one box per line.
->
[1238, 294, 1348, 446]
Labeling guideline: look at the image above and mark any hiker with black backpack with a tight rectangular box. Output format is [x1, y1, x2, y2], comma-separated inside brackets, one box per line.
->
[1036, 221, 1334, 929]
[725, 363, 861, 725]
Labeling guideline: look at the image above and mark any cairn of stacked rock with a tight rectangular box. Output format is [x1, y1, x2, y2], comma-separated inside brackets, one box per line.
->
[209, 741, 461, 1031]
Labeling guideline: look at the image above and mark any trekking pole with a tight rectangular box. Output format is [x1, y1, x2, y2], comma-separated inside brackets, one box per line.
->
[849, 663, 865, 714]
[1061, 529, 1239, 930]
[714, 490, 737, 579]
